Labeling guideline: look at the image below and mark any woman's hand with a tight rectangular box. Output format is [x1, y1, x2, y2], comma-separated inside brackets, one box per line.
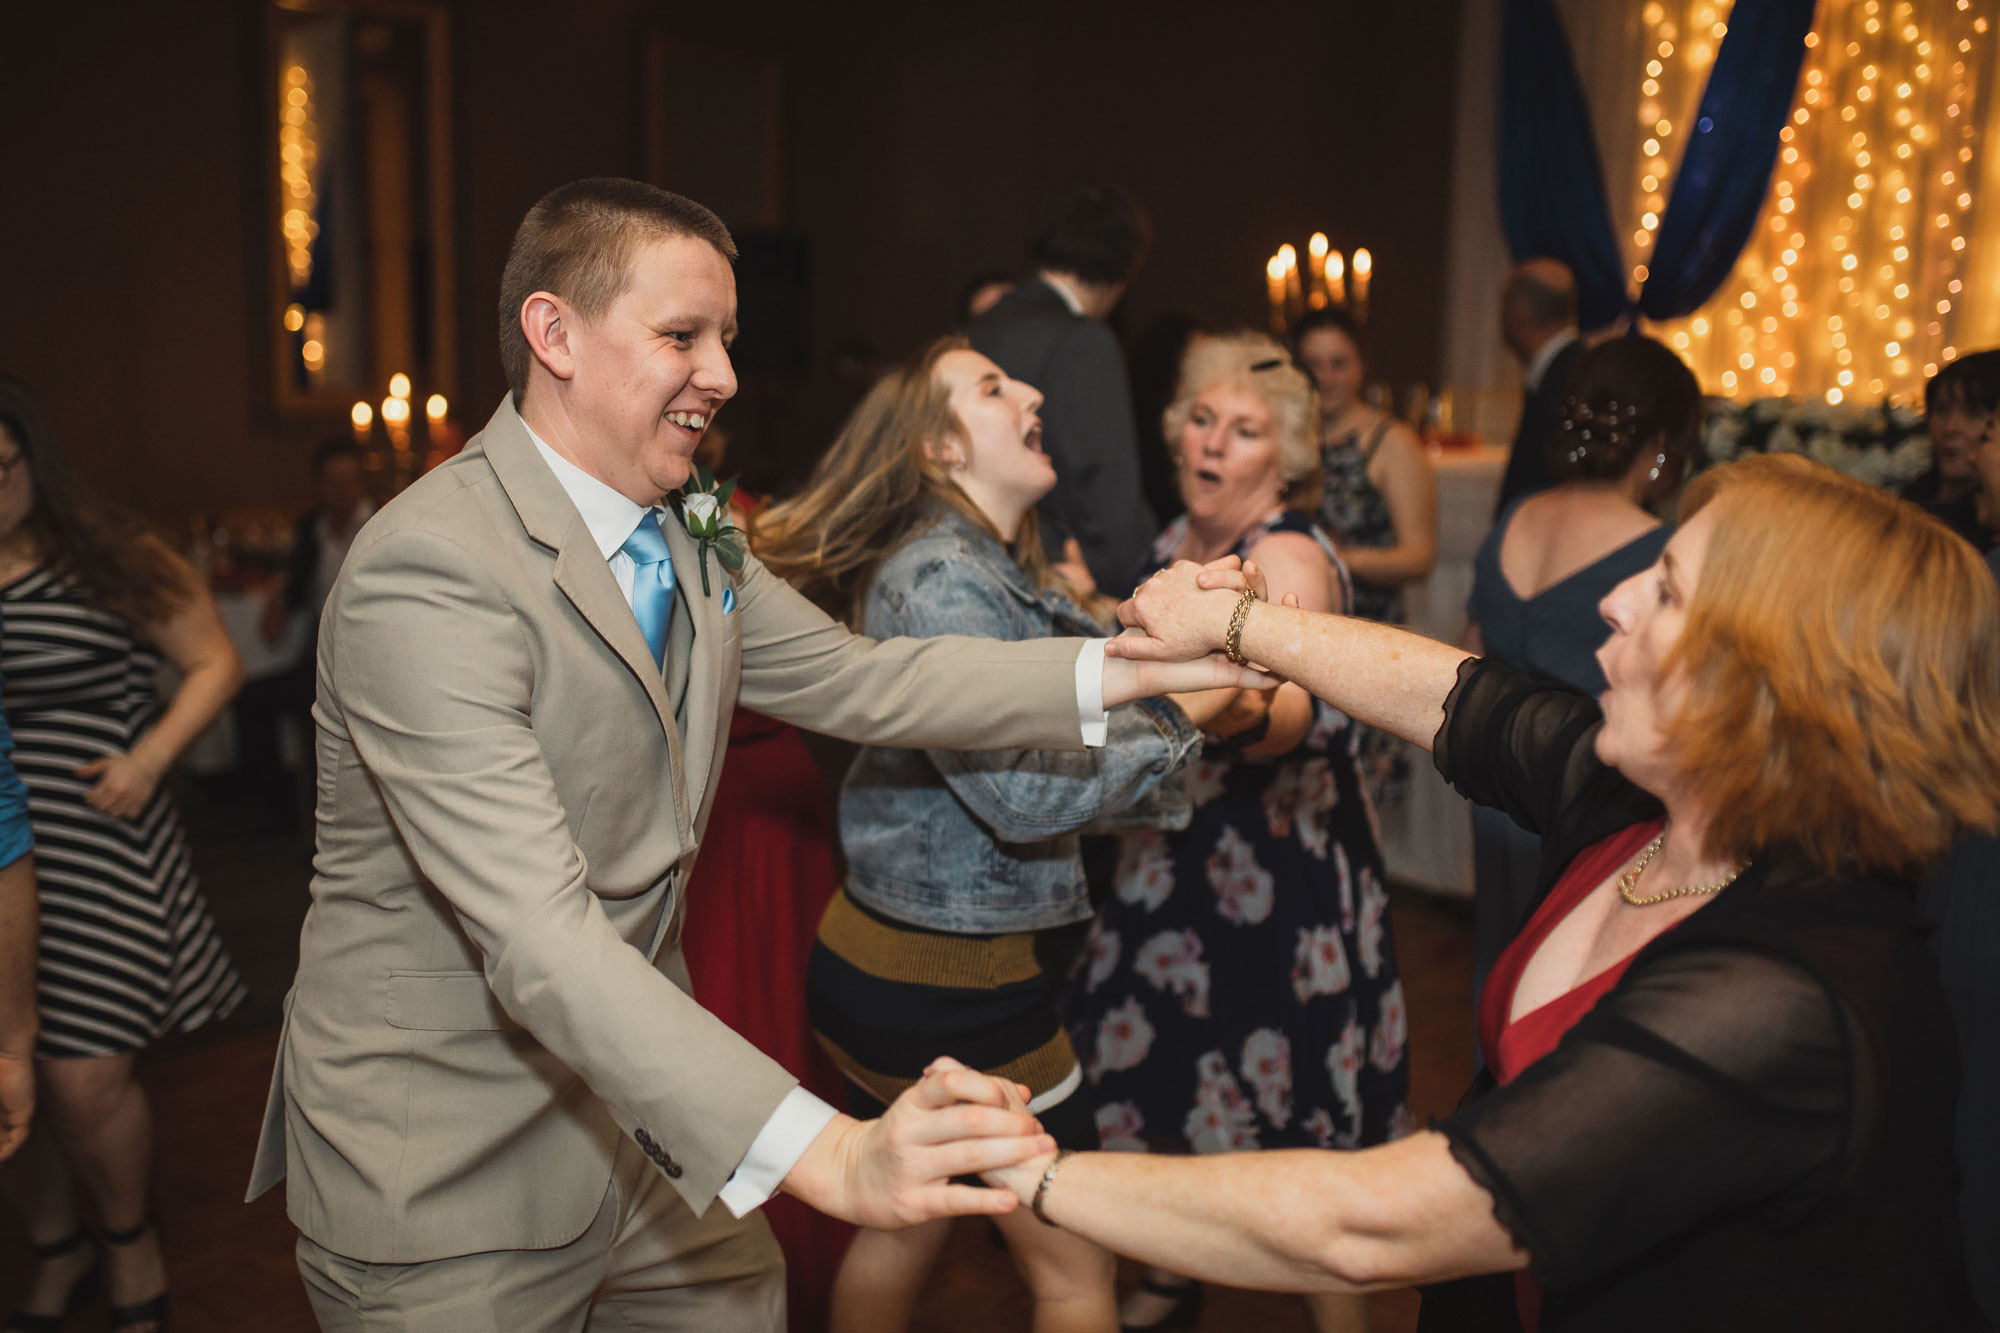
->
[1202, 684, 1276, 741]
[1054, 538, 1098, 602]
[75, 752, 165, 820]
[1166, 686, 1243, 730]
[781, 1056, 1053, 1229]
[1194, 555, 1270, 601]
[1111, 558, 1256, 662]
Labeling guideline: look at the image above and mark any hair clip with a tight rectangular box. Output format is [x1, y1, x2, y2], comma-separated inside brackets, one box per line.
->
[1249, 357, 1284, 372]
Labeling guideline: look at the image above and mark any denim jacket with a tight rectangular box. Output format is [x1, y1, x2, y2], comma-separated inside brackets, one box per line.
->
[841, 507, 1199, 933]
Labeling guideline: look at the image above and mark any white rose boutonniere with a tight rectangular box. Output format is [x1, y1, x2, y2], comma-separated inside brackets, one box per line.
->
[668, 462, 746, 597]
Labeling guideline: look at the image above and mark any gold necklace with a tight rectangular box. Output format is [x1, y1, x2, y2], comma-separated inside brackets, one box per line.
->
[1616, 830, 1743, 907]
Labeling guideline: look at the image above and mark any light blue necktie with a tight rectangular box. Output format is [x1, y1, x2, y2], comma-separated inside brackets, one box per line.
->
[621, 511, 676, 668]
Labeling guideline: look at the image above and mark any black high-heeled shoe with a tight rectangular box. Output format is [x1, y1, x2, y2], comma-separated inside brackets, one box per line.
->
[1120, 1273, 1205, 1331]
[100, 1218, 168, 1333]
[4, 1229, 101, 1333]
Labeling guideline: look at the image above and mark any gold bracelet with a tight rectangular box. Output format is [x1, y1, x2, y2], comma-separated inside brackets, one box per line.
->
[1031, 1149, 1076, 1226]
[1224, 588, 1260, 666]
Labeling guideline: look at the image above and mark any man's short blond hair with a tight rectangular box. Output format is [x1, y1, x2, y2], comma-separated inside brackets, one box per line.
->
[497, 178, 737, 401]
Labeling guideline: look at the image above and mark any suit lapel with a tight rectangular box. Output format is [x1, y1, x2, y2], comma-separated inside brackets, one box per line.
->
[479, 398, 693, 845]
[661, 512, 725, 806]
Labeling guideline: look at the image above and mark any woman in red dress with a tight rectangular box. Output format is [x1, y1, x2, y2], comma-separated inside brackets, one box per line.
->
[971, 451, 2000, 1332]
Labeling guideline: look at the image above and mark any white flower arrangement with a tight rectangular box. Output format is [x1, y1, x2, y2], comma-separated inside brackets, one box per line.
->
[1700, 396, 1931, 490]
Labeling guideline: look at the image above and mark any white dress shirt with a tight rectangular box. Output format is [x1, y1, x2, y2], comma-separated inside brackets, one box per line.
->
[1037, 269, 1090, 317]
[525, 426, 1108, 1214]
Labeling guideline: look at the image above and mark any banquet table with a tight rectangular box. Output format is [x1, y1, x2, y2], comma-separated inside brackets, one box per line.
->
[1374, 442, 1508, 899]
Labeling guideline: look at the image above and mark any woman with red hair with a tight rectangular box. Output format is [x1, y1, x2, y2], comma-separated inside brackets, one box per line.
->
[978, 453, 1998, 1331]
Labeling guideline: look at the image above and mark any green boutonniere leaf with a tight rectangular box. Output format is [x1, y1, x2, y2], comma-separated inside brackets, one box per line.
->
[715, 529, 746, 573]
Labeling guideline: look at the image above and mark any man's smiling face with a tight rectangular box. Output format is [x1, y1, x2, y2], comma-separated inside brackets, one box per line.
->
[561, 233, 739, 503]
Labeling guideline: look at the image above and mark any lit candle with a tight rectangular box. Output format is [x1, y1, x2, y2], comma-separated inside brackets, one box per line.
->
[1325, 251, 1346, 306]
[382, 395, 412, 450]
[425, 393, 448, 425]
[1266, 255, 1288, 334]
[1352, 248, 1373, 306]
[1279, 244, 1303, 323]
[388, 372, 412, 400]
[350, 400, 373, 442]
[1307, 233, 1330, 305]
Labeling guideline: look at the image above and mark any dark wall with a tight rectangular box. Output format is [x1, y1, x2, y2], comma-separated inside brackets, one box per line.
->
[1, 0, 1463, 517]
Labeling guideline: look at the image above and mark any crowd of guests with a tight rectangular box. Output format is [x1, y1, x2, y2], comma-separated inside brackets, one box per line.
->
[0, 171, 1993, 1333]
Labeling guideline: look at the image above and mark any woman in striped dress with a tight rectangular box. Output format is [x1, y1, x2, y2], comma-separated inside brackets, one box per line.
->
[0, 379, 245, 1333]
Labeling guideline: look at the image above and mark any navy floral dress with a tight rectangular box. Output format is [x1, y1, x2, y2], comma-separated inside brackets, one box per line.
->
[1066, 510, 1411, 1155]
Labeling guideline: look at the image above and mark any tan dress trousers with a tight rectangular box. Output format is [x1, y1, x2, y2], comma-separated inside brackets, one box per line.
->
[295, 1138, 784, 1331]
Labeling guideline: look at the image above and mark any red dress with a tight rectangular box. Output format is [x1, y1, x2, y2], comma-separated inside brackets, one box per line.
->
[681, 707, 852, 1333]
[1476, 818, 1663, 1331]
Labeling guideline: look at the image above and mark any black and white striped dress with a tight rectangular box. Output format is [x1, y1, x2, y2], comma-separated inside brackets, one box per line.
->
[1, 565, 246, 1058]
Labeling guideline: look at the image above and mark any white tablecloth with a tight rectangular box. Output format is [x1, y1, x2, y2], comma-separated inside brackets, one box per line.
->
[180, 589, 310, 775]
[1376, 444, 1507, 898]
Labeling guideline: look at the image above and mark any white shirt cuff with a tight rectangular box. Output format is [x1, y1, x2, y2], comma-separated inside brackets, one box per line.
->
[1075, 638, 1109, 748]
[715, 1085, 841, 1218]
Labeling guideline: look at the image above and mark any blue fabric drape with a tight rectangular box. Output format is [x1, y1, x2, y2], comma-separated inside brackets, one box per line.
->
[1499, 0, 1817, 327]
[1497, 0, 1629, 328]
[1637, 0, 1818, 319]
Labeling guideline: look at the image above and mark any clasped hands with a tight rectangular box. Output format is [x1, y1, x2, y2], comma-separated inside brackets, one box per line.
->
[1114, 556, 1298, 742]
[782, 1056, 1056, 1228]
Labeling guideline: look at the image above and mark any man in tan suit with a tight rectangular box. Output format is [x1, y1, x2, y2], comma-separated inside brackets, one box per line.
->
[248, 178, 1260, 1330]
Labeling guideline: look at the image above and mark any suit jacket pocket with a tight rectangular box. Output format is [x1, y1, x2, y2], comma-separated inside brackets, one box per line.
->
[384, 970, 521, 1032]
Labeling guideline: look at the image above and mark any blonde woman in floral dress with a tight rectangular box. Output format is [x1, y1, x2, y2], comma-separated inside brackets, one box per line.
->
[1066, 333, 1408, 1333]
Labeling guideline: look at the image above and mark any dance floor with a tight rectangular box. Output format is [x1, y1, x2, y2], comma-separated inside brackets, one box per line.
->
[0, 786, 1475, 1332]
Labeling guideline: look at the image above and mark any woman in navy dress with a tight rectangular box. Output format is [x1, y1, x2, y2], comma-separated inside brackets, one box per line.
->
[1066, 333, 1407, 1333]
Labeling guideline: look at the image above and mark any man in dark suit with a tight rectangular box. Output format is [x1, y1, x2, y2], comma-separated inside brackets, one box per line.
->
[969, 183, 1156, 592]
[1495, 258, 1583, 514]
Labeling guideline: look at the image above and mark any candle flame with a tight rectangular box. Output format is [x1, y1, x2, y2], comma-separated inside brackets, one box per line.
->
[1277, 243, 1298, 272]
[388, 373, 412, 400]
[350, 401, 373, 429]
[1309, 232, 1329, 260]
[1352, 248, 1373, 277]
[426, 394, 449, 423]
[1267, 255, 1288, 281]
[1325, 252, 1345, 281]
[382, 396, 411, 425]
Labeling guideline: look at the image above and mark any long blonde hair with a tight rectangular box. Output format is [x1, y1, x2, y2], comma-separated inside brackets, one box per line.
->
[754, 336, 1065, 626]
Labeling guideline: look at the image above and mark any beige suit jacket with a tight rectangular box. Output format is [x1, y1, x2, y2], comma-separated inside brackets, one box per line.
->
[246, 397, 1087, 1263]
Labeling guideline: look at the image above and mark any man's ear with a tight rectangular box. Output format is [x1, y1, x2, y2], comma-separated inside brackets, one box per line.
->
[521, 292, 576, 382]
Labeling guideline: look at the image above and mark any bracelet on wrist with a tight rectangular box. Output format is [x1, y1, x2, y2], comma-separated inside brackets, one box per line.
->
[1224, 588, 1260, 666]
[1031, 1149, 1076, 1226]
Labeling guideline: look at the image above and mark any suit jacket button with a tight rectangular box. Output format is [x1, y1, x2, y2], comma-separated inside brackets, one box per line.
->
[663, 1155, 683, 1179]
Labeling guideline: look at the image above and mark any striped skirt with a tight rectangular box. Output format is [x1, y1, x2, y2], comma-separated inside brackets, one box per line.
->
[15, 734, 247, 1058]
[806, 889, 1098, 1149]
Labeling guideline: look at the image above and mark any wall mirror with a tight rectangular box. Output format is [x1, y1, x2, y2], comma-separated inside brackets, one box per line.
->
[265, 0, 454, 417]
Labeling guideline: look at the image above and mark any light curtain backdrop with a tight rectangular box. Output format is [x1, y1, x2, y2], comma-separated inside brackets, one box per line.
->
[1442, 0, 2000, 404]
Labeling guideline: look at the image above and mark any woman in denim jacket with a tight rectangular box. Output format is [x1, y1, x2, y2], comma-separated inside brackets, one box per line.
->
[757, 336, 1242, 1333]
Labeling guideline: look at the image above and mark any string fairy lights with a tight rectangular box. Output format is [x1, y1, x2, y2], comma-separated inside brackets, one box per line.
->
[279, 60, 325, 381]
[1636, 0, 1988, 402]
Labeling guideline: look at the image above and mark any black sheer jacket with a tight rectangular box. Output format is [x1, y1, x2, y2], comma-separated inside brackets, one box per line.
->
[1416, 659, 1984, 1332]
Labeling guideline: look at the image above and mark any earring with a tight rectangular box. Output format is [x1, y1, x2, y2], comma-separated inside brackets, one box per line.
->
[1648, 452, 1666, 482]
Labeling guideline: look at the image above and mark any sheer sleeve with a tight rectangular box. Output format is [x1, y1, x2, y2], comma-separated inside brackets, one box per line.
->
[1436, 945, 1856, 1290]
[1431, 656, 1618, 839]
